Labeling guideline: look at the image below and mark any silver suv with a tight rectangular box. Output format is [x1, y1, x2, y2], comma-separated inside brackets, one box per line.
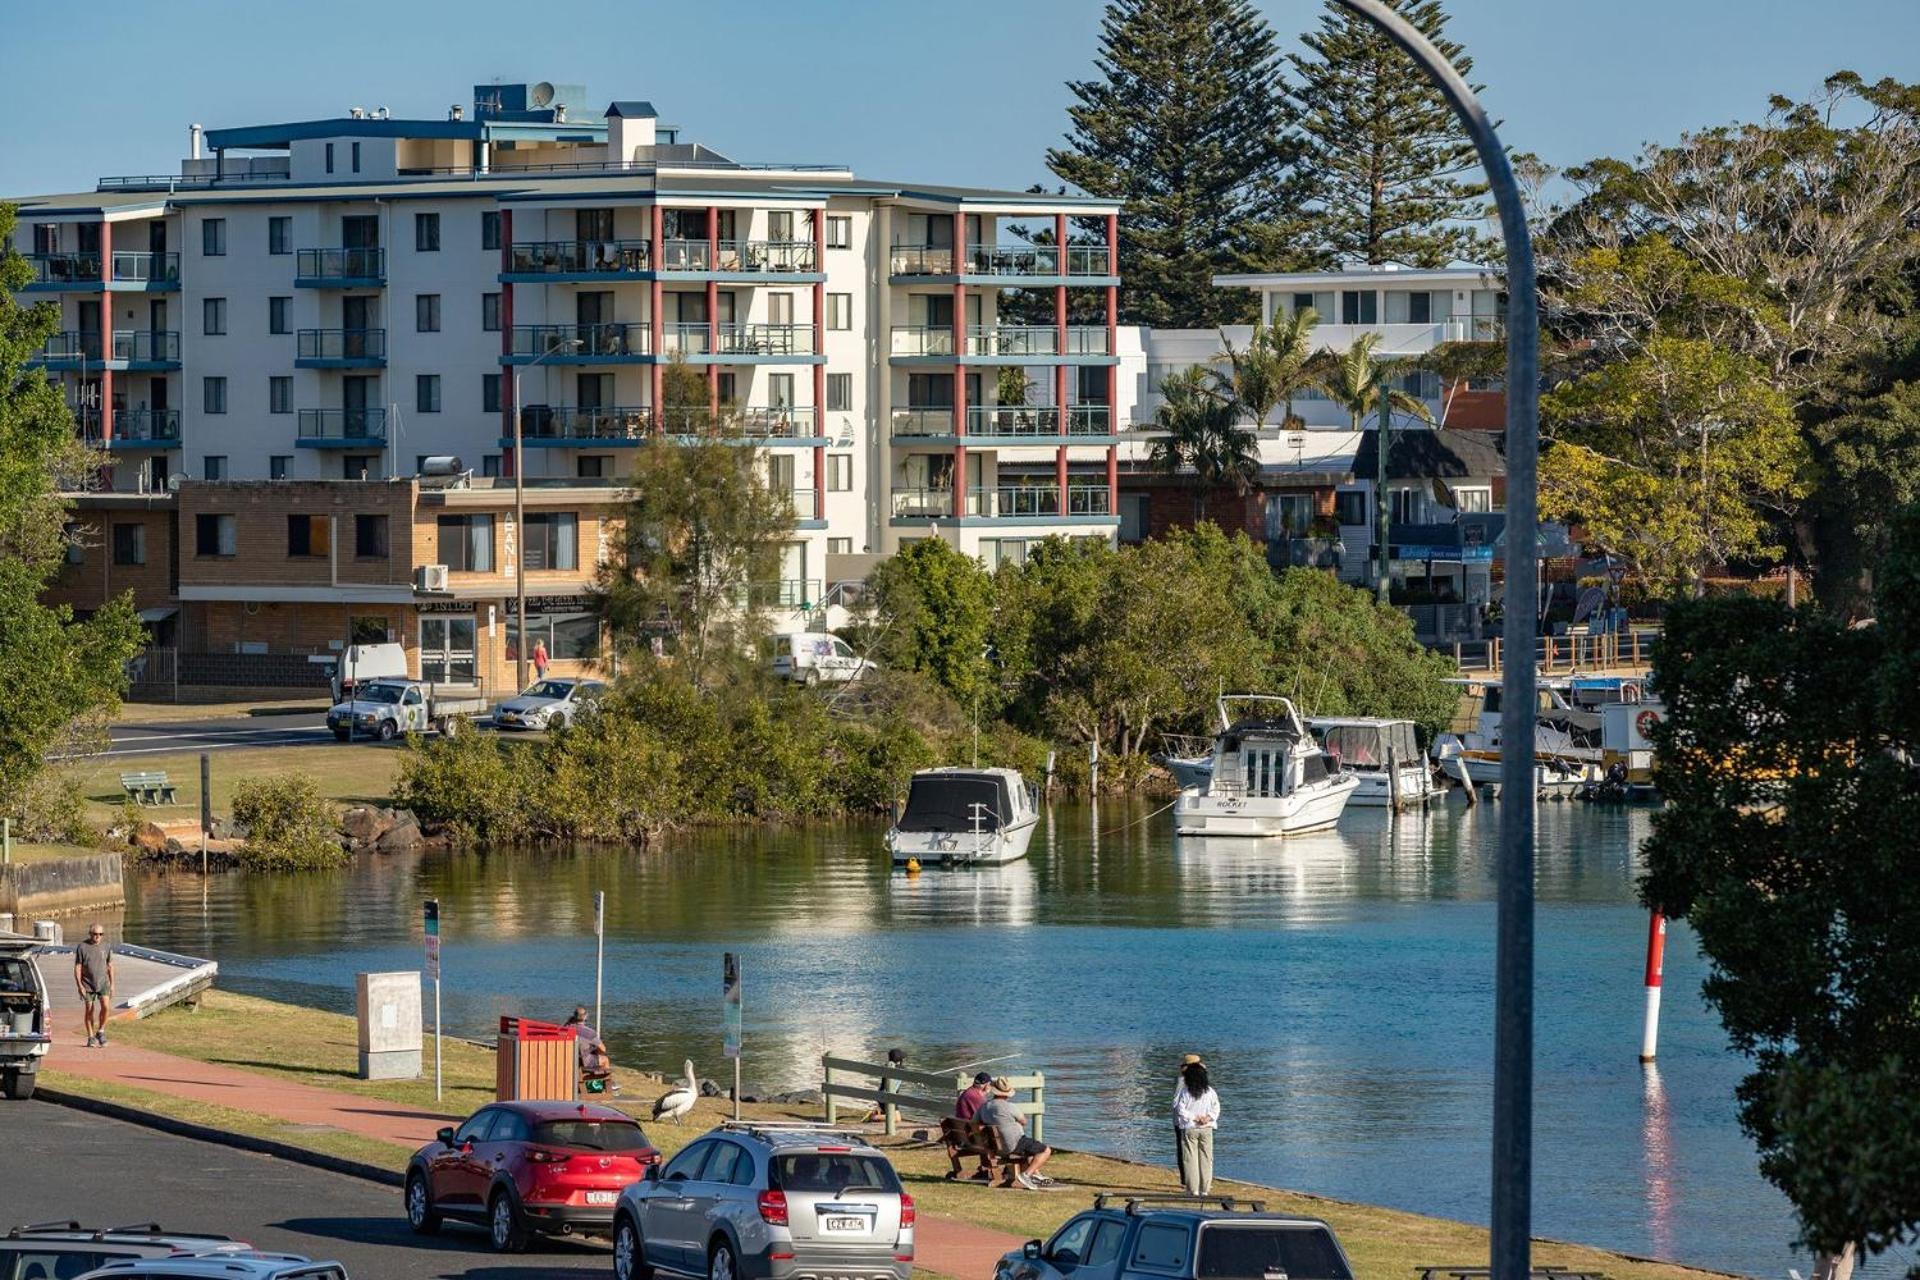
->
[0, 1224, 249, 1279]
[612, 1123, 914, 1280]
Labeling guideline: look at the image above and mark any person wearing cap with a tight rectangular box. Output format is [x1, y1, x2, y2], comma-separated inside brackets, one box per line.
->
[976, 1076, 1052, 1189]
[1174, 1053, 1202, 1186]
[947, 1071, 995, 1181]
[73, 923, 114, 1048]
[1174, 1057, 1220, 1195]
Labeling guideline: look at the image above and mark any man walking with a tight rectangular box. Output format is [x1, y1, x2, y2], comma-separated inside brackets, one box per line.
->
[73, 924, 114, 1048]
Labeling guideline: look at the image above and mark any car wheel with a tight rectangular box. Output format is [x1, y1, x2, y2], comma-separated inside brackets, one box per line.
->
[405, 1170, 440, 1234]
[489, 1187, 527, 1253]
[709, 1238, 737, 1280]
[549, 712, 569, 731]
[2, 1070, 33, 1101]
[613, 1214, 653, 1280]
[377, 719, 398, 742]
[803, 668, 821, 687]
[438, 715, 460, 739]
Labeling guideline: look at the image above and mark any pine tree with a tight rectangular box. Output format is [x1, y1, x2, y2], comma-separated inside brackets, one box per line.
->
[1048, 0, 1308, 328]
[1287, 0, 1494, 268]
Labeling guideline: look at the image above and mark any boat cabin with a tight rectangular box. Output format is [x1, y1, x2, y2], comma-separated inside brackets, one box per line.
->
[1214, 719, 1335, 799]
[1311, 719, 1420, 772]
[895, 768, 1028, 833]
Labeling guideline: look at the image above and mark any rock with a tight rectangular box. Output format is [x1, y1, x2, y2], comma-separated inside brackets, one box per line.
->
[699, 1079, 725, 1098]
[767, 1088, 823, 1105]
[339, 806, 394, 845]
[375, 817, 423, 854]
[164, 837, 185, 855]
[132, 822, 169, 856]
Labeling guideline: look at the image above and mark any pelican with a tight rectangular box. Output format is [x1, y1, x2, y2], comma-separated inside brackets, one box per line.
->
[652, 1059, 698, 1124]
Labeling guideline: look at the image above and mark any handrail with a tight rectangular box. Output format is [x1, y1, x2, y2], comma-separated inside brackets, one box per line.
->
[296, 407, 389, 440]
[506, 239, 651, 274]
[889, 243, 1114, 277]
[890, 324, 1110, 357]
[97, 158, 849, 191]
[295, 247, 385, 280]
[508, 323, 652, 357]
[890, 404, 1115, 438]
[296, 328, 386, 360]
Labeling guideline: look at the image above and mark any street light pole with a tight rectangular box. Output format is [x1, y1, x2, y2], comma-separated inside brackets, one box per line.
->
[512, 338, 582, 690]
[1327, 6, 1539, 1280]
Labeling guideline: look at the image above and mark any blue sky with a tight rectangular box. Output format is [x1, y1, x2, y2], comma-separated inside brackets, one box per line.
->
[4, 0, 1918, 197]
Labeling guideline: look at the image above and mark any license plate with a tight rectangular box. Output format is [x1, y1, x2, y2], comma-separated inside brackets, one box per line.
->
[822, 1215, 867, 1234]
[586, 1191, 617, 1206]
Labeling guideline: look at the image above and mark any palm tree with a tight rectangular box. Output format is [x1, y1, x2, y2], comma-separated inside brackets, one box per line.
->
[1316, 333, 1438, 601]
[1148, 367, 1261, 521]
[1211, 307, 1328, 431]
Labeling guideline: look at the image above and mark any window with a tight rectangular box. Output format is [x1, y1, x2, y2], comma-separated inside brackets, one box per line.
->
[202, 297, 226, 335]
[481, 210, 501, 251]
[1046, 1218, 1097, 1268]
[661, 1142, 712, 1184]
[269, 376, 291, 414]
[270, 455, 292, 480]
[826, 453, 852, 492]
[350, 141, 361, 173]
[415, 212, 440, 252]
[702, 1144, 743, 1187]
[416, 374, 441, 413]
[826, 373, 852, 412]
[268, 296, 290, 334]
[324, 142, 334, 174]
[349, 616, 390, 644]
[112, 523, 146, 566]
[195, 513, 236, 556]
[287, 514, 331, 557]
[1087, 1221, 1128, 1269]
[438, 514, 493, 572]
[1265, 492, 1316, 539]
[767, 292, 795, 326]
[1335, 490, 1368, 527]
[201, 218, 226, 256]
[343, 453, 381, 480]
[481, 292, 502, 332]
[203, 455, 228, 481]
[825, 215, 852, 249]
[481, 454, 503, 478]
[576, 455, 608, 479]
[1131, 1223, 1192, 1273]
[826, 293, 851, 330]
[416, 293, 441, 332]
[1340, 289, 1378, 325]
[1408, 290, 1433, 324]
[202, 377, 227, 414]
[827, 537, 853, 555]
[1452, 486, 1493, 513]
[355, 514, 390, 558]
[1391, 487, 1419, 524]
[482, 373, 502, 415]
[268, 216, 291, 255]
[522, 513, 579, 570]
[980, 538, 1030, 572]
[1196, 1228, 1351, 1280]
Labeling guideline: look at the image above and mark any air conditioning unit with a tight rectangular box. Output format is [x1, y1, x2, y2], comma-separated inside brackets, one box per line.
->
[415, 564, 449, 592]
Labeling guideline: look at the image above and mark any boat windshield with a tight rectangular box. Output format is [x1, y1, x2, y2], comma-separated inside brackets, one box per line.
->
[897, 774, 1010, 833]
[1316, 722, 1418, 769]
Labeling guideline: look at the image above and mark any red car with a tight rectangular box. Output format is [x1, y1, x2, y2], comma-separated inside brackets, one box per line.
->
[405, 1099, 661, 1252]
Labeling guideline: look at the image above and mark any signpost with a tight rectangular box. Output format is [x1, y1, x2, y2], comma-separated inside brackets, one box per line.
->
[424, 899, 442, 1101]
[722, 952, 742, 1121]
[593, 890, 606, 1036]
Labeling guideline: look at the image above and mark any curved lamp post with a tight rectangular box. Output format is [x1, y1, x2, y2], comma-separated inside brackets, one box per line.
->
[1327, 3, 1540, 1276]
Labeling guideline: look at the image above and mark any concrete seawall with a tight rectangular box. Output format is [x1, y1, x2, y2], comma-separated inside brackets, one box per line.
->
[0, 853, 126, 917]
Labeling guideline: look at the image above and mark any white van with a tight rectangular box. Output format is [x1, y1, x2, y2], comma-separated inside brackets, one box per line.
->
[771, 632, 877, 685]
[330, 642, 409, 701]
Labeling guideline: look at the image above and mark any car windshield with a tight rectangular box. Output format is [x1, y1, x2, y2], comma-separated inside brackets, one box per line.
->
[771, 1153, 901, 1195]
[1196, 1226, 1352, 1280]
[0, 957, 34, 992]
[524, 681, 573, 700]
[532, 1118, 651, 1151]
[358, 684, 405, 704]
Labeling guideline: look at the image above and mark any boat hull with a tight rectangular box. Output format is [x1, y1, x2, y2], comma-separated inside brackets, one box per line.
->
[1344, 765, 1441, 808]
[1173, 774, 1361, 837]
[1438, 750, 1594, 797]
[889, 816, 1038, 867]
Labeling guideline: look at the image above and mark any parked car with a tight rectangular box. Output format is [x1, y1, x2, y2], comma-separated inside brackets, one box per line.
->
[994, 1195, 1354, 1280]
[612, 1122, 914, 1280]
[326, 679, 487, 742]
[72, 1253, 347, 1280]
[405, 1100, 660, 1252]
[329, 642, 408, 702]
[771, 633, 876, 686]
[0, 934, 51, 1100]
[492, 678, 606, 731]
[0, 1224, 250, 1278]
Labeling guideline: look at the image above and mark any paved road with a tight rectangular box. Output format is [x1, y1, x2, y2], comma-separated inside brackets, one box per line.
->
[102, 713, 337, 757]
[3, 1101, 608, 1277]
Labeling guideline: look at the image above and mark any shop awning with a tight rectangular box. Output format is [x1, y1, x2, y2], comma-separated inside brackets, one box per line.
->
[137, 606, 178, 623]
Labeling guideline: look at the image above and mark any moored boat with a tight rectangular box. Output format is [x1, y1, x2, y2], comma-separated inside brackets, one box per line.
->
[1174, 696, 1361, 837]
[1308, 717, 1439, 808]
[886, 767, 1040, 867]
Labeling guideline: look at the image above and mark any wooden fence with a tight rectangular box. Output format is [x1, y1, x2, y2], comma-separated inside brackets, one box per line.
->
[821, 1054, 1047, 1141]
[1453, 628, 1660, 675]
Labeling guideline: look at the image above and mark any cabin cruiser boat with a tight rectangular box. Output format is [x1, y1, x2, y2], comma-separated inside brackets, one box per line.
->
[1431, 679, 1605, 797]
[1174, 696, 1360, 837]
[1308, 718, 1439, 808]
[1152, 732, 1217, 791]
[887, 767, 1040, 867]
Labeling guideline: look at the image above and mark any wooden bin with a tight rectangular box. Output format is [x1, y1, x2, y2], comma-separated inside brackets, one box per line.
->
[496, 1015, 577, 1102]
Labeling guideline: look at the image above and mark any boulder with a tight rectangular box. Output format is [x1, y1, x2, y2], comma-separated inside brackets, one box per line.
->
[164, 837, 185, 855]
[132, 822, 169, 857]
[339, 806, 394, 845]
[699, 1079, 726, 1098]
[375, 817, 423, 854]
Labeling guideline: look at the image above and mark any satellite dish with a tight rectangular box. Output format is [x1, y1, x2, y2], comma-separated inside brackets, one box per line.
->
[530, 81, 555, 107]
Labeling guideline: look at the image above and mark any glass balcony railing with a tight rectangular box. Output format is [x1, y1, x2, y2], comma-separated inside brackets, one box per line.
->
[743, 578, 825, 609]
[114, 407, 182, 443]
[889, 243, 1113, 277]
[295, 248, 385, 282]
[297, 408, 389, 441]
[508, 324, 652, 358]
[659, 239, 713, 272]
[33, 330, 179, 363]
[506, 240, 652, 274]
[890, 405, 1115, 438]
[35, 331, 103, 362]
[112, 251, 181, 283]
[890, 325, 1111, 357]
[518, 405, 655, 441]
[891, 484, 1113, 518]
[715, 239, 818, 273]
[655, 404, 817, 437]
[662, 323, 818, 356]
[297, 328, 386, 361]
[27, 252, 101, 284]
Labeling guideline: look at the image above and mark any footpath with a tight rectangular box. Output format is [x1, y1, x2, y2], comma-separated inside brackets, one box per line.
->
[42, 1039, 1022, 1279]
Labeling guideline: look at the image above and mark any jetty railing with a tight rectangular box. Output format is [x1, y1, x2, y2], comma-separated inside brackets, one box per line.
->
[822, 1052, 1046, 1140]
[1453, 628, 1660, 675]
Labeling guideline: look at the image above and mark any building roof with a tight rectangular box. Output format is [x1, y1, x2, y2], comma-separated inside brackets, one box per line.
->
[605, 101, 659, 118]
[1352, 427, 1505, 481]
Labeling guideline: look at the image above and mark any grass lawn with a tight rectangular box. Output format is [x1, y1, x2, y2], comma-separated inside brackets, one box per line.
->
[6, 841, 111, 864]
[69, 744, 402, 826]
[106, 992, 1730, 1280]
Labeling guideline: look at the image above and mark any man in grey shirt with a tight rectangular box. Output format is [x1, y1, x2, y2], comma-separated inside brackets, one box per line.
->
[975, 1076, 1052, 1189]
[73, 923, 113, 1048]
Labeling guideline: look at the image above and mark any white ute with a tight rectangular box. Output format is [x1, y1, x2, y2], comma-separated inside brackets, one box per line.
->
[326, 678, 488, 742]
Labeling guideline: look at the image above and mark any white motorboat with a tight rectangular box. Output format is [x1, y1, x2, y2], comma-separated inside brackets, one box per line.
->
[886, 767, 1039, 867]
[1430, 679, 1603, 798]
[1174, 696, 1361, 837]
[1308, 718, 1440, 808]
[1152, 732, 1216, 791]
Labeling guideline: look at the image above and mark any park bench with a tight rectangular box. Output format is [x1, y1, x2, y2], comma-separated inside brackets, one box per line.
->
[119, 771, 177, 805]
[940, 1116, 1007, 1182]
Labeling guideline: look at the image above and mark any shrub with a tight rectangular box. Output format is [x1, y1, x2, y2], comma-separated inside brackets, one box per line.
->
[230, 775, 348, 871]
[10, 768, 96, 846]
[540, 714, 679, 843]
[393, 731, 543, 844]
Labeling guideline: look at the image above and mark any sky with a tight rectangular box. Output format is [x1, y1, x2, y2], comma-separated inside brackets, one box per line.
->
[4, 0, 1919, 198]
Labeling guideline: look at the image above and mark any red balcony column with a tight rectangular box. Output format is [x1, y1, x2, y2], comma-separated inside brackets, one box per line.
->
[97, 219, 114, 452]
[650, 205, 665, 427]
[706, 205, 720, 414]
[500, 209, 515, 450]
[813, 211, 827, 522]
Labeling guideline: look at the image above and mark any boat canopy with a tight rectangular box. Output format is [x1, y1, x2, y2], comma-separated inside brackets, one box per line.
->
[897, 773, 1014, 833]
[1315, 721, 1419, 769]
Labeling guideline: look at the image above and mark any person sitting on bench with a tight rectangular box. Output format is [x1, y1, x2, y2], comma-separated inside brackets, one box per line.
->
[565, 1005, 615, 1092]
[947, 1071, 994, 1181]
[976, 1076, 1052, 1189]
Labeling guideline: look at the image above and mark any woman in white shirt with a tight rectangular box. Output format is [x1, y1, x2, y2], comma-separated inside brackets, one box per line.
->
[1173, 1059, 1220, 1194]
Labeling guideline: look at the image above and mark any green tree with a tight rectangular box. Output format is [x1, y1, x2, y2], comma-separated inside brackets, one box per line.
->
[1049, 0, 1305, 326]
[1318, 333, 1436, 600]
[1286, 0, 1493, 267]
[1148, 367, 1261, 519]
[864, 538, 1000, 715]
[1639, 506, 1920, 1275]
[1211, 307, 1327, 430]
[0, 204, 144, 814]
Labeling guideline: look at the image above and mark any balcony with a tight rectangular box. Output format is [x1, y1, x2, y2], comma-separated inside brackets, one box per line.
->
[32, 330, 180, 369]
[661, 323, 819, 360]
[296, 407, 388, 447]
[294, 248, 386, 288]
[717, 240, 818, 274]
[296, 328, 387, 368]
[890, 404, 1115, 441]
[890, 325, 1113, 362]
[25, 252, 99, 287]
[506, 324, 652, 362]
[889, 242, 1115, 281]
[1304, 318, 1503, 358]
[743, 578, 825, 610]
[505, 239, 652, 277]
[24, 250, 182, 292]
[659, 404, 822, 441]
[518, 405, 655, 444]
[108, 408, 182, 449]
[891, 483, 1114, 520]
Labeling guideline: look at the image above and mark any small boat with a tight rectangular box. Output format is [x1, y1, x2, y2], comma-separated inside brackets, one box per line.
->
[886, 767, 1040, 867]
[1174, 696, 1361, 837]
[1307, 718, 1439, 808]
[1152, 732, 1216, 791]
[1430, 678, 1603, 798]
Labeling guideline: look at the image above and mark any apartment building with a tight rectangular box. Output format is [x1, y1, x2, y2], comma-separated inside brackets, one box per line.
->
[16, 82, 1122, 685]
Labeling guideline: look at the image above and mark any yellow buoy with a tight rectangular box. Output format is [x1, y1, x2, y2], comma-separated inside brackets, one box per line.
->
[905, 858, 921, 874]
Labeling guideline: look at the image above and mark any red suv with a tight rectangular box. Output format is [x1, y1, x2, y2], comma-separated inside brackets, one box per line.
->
[405, 1100, 661, 1252]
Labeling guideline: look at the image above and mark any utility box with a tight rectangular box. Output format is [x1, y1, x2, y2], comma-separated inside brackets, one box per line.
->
[355, 971, 423, 1080]
[497, 1015, 576, 1102]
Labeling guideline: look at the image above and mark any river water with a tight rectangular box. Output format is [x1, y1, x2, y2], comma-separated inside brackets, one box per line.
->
[124, 801, 1798, 1276]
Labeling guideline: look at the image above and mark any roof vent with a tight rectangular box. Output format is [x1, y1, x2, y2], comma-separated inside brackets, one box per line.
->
[348, 106, 365, 119]
[450, 104, 463, 121]
[376, 106, 390, 120]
